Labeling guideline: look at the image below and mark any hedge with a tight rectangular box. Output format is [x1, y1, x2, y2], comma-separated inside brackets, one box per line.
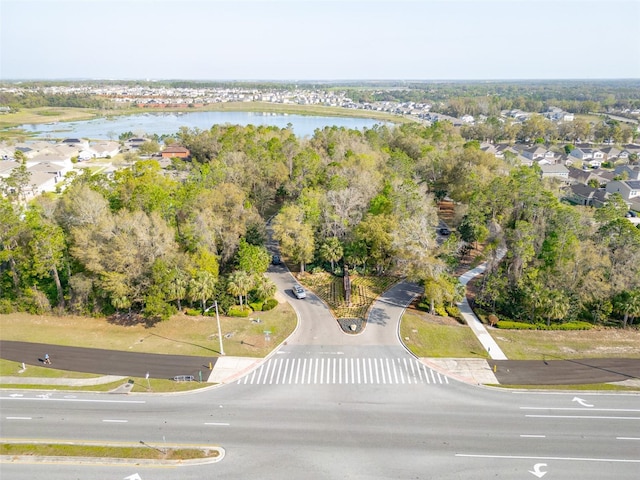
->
[262, 298, 278, 311]
[497, 320, 594, 330]
[227, 305, 252, 317]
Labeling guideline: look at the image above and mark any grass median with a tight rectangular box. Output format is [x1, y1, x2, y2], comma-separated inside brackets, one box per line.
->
[0, 442, 221, 462]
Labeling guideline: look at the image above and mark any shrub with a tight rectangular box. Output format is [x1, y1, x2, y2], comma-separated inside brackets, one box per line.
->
[434, 305, 448, 317]
[248, 301, 263, 312]
[0, 299, 14, 314]
[185, 308, 200, 316]
[496, 320, 537, 330]
[228, 305, 252, 317]
[262, 298, 278, 311]
[417, 299, 431, 312]
[549, 321, 593, 331]
[445, 305, 462, 321]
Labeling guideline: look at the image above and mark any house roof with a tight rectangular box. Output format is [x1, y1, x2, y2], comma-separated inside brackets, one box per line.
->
[162, 145, 189, 154]
[540, 164, 569, 173]
[569, 183, 596, 197]
[593, 189, 609, 203]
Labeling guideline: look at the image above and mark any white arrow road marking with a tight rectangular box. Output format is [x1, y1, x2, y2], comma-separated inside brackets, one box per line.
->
[124, 474, 142, 480]
[529, 463, 548, 478]
[572, 397, 594, 407]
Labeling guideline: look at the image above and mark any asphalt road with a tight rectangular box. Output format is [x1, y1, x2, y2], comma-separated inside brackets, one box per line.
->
[0, 340, 217, 380]
[1, 249, 640, 479]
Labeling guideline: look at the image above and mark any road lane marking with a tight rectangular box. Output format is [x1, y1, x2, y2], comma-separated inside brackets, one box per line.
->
[520, 435, 546, 438]
[204, 422, 230, 426]
[369, 358, 380, 383]
[272, 358, 281, 384]
[1, 397, 144, 404]
[6, 416, 32, 420]
[102, 419, 128, 423]
[296, 359, 302, 384]
[521, 407, 640, 412]
[526, 415, 640, 420]
[456, 453, 640, 463]
[617, 437, 640, 440]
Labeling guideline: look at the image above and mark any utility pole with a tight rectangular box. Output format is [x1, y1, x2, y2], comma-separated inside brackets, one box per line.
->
[215, 300, 225, 356]
[204, 301, 225, 356]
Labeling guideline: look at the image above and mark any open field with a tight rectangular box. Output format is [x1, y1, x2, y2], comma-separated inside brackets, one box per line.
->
[0, 107, 101, 130]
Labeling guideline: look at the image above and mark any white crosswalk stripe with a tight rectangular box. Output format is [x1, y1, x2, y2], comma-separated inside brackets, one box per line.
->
[237, 357, 449, 385]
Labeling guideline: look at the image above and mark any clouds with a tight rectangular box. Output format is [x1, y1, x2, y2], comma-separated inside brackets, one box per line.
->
[2, 0, 639, 80]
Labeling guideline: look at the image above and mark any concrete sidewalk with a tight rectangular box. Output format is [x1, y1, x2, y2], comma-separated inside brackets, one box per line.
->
[457, 249, 508, 360]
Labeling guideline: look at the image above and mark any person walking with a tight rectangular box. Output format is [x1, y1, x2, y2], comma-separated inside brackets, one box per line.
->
[44, 353, 51, 365]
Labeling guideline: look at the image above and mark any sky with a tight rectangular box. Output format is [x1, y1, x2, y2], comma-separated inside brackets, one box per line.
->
[1, 0, 639, 81]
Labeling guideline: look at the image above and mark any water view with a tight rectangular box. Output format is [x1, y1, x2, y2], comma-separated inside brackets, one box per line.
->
[15, 111, 390, 140]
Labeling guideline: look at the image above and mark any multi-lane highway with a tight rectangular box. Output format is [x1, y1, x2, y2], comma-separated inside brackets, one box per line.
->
[1, 262, 639, 479]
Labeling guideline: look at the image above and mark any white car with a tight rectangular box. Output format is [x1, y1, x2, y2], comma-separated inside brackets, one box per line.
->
[292, 285, 306, 299]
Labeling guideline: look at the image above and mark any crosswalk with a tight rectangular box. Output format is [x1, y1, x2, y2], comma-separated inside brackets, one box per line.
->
[237, 357, 449, 386]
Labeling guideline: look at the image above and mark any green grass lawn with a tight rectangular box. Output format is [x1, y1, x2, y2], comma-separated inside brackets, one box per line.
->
[489, 327, 640, 360]
[0, 303, 296, 358]
[400, 310, 489, 358]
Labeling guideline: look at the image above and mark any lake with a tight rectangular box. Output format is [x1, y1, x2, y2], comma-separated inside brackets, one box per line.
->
[15, 111, 390, 140]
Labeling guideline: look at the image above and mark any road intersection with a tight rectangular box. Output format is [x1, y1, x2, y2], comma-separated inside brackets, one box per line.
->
[1, 259, 639, 479]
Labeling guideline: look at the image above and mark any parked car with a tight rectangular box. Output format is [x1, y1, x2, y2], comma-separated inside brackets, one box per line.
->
[439, 227, 451, 235]
[272, 255, 281, 265]
[292, 285, 306, 299]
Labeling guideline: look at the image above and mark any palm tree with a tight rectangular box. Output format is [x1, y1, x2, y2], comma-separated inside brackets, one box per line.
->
[188, 270, 217, 312]
[319, 237, 343, 272]
[542, 289, 569, 327]
[227, 270, 253, 308]
[614, 289, 640, 328]
[167, 269, 188, 312]
[253, 275, 276, 301]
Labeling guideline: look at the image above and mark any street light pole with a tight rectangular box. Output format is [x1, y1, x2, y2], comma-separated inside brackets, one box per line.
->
[215, 300, 225, 356]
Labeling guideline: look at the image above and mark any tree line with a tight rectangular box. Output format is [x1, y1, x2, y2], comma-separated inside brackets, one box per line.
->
[1, 121, 639, 326]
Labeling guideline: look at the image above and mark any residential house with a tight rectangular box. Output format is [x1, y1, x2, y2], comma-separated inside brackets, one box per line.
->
[522, 146, 547, 161]
[613, 165, 640, 181]
[87, 141, 120, 159]
[566, 183, 599, 206]
[568, 166, 600, 186]
[606, 180, 640, 202]
[161, 145, 190, 159]
[570, 147, 605, 167]
[540, 163, 570, 182]
[600, 146, 621, 161]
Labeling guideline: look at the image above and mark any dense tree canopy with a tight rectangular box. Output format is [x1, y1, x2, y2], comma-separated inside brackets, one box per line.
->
[1, 119, 638, 328]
